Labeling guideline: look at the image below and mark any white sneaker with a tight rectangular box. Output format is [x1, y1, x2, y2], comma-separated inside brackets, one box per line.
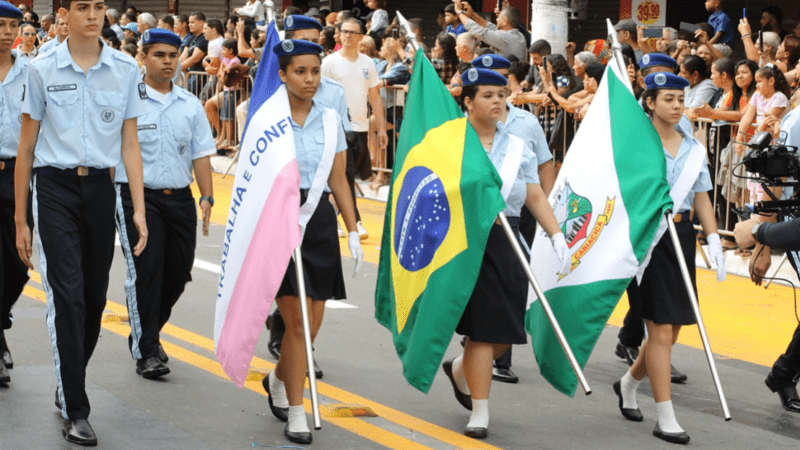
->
[357, 221, 368, 240]
[338, 223, 346, 238]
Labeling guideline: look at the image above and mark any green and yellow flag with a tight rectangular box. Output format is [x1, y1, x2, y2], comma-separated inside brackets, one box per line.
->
[375, 53, 505, 393]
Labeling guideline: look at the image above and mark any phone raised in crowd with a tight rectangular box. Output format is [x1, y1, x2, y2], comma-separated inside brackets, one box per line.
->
[642, 27, 663, 39]
[542, 56, 548, 71]
[678, 22, 700, 42]
[550, 71, 558, 86]
[758, 30, 763, 52]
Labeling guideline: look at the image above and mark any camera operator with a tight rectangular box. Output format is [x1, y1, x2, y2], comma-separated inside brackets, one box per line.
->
[734, 104, 800, 414]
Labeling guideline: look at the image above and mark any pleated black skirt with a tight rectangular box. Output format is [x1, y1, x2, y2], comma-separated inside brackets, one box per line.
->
[629, 218, 697, 325]
[276, 192, 346, 301]
[456, 223, 528, 344]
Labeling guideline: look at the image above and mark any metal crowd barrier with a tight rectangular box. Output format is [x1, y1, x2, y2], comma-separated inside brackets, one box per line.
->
[370, 85, 406, 183]
[186, 70, 252, 157]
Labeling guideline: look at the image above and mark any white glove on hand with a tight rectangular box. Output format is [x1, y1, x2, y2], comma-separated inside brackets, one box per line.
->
[348, 231, 364, 277]
[706, 233, 726, 282]
[551, 233, 572, 277]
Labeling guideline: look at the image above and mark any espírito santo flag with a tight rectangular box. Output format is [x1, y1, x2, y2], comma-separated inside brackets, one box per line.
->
[526, 60, 673, 396]
[375, 52, 505, 393]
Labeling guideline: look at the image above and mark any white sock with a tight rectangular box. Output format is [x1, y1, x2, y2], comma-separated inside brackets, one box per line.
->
[452, 355, 470, 395]
[466, 399, 489, 429]
[656, 400, 684, 433]
[269, 372, 289, 408]
[287, 405, 310, 433]
[620, 370, 642, 410]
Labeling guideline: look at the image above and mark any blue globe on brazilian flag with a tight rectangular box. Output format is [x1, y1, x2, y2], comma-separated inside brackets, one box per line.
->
[375, 52, 505, 393]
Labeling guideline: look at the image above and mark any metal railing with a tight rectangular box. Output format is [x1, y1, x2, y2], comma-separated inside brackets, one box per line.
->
[186, 70, 253, 157]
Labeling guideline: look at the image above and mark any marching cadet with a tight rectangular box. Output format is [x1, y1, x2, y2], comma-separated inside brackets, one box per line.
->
[114, 28, 215, 380]
[14, 0, 148, 445]
[441, 67, 570, 439]
[261, 39, 363, 446]
[612, 72, 726, 445]
[264, 15, 352, 379]
[0, 1, 30, 384]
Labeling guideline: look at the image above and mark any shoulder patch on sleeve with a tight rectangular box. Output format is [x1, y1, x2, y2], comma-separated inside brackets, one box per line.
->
[138, 83, 148, 99]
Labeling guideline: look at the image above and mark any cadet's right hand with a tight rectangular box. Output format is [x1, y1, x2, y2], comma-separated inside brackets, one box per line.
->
[132, 211, 148, 257]
[15, 222, 33, 270]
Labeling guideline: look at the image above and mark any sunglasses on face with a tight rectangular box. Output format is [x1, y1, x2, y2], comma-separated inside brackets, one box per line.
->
[340, 30, 362, 37]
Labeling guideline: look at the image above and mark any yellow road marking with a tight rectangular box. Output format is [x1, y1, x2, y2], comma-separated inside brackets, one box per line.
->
[22, 275, 502, 450]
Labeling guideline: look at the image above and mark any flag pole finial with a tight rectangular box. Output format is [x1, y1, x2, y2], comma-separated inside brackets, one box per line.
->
[606, 18, 634, 93]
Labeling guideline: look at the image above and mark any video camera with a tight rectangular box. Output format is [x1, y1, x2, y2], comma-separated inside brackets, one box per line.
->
[738, 131, 800, 217]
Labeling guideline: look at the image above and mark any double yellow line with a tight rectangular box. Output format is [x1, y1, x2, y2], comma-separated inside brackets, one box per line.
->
[24, 271, 502, 450]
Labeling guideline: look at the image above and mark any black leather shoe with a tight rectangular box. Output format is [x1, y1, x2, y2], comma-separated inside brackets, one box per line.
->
[306, 358, 323, 379]
[614, 342, 639, 366]
[671, 365, 687, 384]
[613, 380, 643, 422]
[266, 314, 283, 360]
[464, 426, 487, 439]
[653, 423, 690, 444]
[765, 372, 800, 413]
[55, 388, 62, 409]
[157, 344, 169, 364]
[0, 360, 9, 383]
[442, 358, 472, 411]
[492, 367, 519, 384]
[135, 357, 170, 379]
[262, 373, 289, 422]
[2, 348, 12, 369]
[284, 423, 312, 444]
[62, 419, 98, 446]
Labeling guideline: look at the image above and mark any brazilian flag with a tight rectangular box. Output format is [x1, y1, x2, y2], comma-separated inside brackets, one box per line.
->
[375, 52, 505, 393]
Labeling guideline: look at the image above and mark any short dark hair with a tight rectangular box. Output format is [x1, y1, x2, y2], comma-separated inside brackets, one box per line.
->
[529, 39, 551, 55]
[20, 21, 36, 32]
[207, 19, 224, 36]
[122, 36, 137, 47]
[342, 17, 365, 34]
[681, 55, 709, 79]
[175, 14, 189, 25]
[123, 12, 137, 23]
[762, 6, 783, 24]
[408, 18, 423, 35]
[501, 6, 521, 28]
[338, 10, 354, 21]
[159, 14, 174, 28]
[584, 62, 605, 83]
[278, 52, 322, 72]
[444, 4, 456, 15]
[189, 12, 206, 22]
[121, 43, 138, 58]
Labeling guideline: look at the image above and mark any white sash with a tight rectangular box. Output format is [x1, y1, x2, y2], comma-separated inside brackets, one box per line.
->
[497, 134, 525, 202]
[298, 108, 338, 237]
[635, 138, 707, 282]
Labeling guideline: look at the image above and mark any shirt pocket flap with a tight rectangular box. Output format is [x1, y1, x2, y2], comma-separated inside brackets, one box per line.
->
[137, 125, 159, 142]
[47, 90, 79, 106]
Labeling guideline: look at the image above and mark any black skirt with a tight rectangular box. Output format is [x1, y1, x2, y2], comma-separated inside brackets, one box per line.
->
[276, 192, 346, 301]
[456, 223, 528, 344]
[628, 218, 697, 325]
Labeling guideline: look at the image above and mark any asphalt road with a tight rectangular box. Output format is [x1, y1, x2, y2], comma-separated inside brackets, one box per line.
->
[2, 197, 800, 449]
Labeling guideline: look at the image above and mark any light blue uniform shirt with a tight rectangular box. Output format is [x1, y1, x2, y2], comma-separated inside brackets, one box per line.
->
[294, 100, 347, 191]
[487, 121, 539, 217]
[23, 38, 147, 169]
[505, 102, 553, 166]
[0, 52, 29, 159]
[315, 76, 351, 132]
[115, 84, 216, 188]
[37, 37, 65, 55]
[666, 129, 713, 212]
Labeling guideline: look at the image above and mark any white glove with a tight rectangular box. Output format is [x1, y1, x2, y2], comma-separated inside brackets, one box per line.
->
[348, 231, 363, 276]
[706, 233, 726, 282]
[551, 233, 572, 277]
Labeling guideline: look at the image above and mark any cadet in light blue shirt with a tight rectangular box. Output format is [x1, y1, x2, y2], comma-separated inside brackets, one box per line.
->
[294, 99, 348, 190]
[487, 119, 540, 217]
[14, 1, 148, 443]
[0, 0, 30, 385]
[114, 28, 215, 383]
[667, 128, 713, 212]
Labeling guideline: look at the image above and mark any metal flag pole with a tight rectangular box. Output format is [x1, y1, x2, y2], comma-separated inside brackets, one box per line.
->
[293, 247, 322, 429]
[396, 11, 421, 52]
[606, 19, 633, 93]
[497, 212, 592, 395]
[665, 212, 732, 420]
[764, 253, 788, 289]
[696, 239, 712, 269]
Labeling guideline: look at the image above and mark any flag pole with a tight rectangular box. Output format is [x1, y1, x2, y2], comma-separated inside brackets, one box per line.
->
[764, 253, 788, 289]
[606, 19, 633, 93]
[293, 247, 322, 429]
[497, 212, 592, 395]
[665, 212, 732, 420]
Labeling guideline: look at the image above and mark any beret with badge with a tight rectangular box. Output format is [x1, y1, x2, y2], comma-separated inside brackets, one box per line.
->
[284, 14, 323, 32]
[461, 67, 508, 87]
[644, 72, 689, 91]
[272, 39, 324, 57]
[142, 28, 181, 49]
[471, 54, 511, 70]
[0, 1, 23, 19]
[639, 53, 678, 72]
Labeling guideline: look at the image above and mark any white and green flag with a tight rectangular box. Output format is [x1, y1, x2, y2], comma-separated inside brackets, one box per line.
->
[526, 61, 673, 396]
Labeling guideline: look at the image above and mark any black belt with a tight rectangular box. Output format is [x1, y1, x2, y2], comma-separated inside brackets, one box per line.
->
[299, 189, 330, 202]
[0, 158, 15, 170]
[494, 216, 520, 227]
[144, 186, 192, 196]
[673, 211, 691, 223]
[33, 166, 110, 177]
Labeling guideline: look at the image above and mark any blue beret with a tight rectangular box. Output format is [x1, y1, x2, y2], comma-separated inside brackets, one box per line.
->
[142, 28, 181, 49]
[639, 53, 678, 71]
[644, 72, 689, 91]
[0, 1, 22, 19]
[123, 23, 140, 36]
[272, 39, 324, 58]
[471, 54, 510, 70]
[461, 67, 508, 88]
[284, 15, 322, 32]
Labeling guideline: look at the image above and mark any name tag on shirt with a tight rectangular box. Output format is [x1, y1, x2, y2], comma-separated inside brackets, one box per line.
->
[47, 84, 77, 92]
[137, 124, 157, 131]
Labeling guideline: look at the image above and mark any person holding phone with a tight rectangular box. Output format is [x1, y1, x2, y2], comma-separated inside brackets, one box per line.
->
[453, 0, 526, 60]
